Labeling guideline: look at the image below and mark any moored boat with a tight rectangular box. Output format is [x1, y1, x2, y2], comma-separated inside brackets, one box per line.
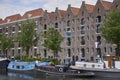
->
[7, 60, 51, 74]
[35, 64, 95, 77]
[0, 57, 10, 71]
[7, 61, 36, 73]
[70, 60, 120, 78]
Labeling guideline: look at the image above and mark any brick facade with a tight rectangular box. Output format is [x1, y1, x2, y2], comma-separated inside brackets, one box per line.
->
[0, 0, 120, 64]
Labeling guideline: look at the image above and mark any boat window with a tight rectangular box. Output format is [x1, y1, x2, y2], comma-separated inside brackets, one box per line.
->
[84, 64, 86, 67]
[16, 66, 20, 69]
[22, 66, 24, 69]
[92, 64, 95, 68]
[12, 65, 14, 68]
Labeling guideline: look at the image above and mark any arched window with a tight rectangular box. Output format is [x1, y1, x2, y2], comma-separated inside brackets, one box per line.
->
[96, 16, 101, 23]
[55, 23, 58, 28]
[44, 24, 47, 30]
[81, 48, 85, 57]
[81, 18, 85, 25]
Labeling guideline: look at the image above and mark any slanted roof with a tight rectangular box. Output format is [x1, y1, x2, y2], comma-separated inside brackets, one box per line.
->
[102, 0, 112, 10]
[4, 14, 21, 23]
[58, 10, 67, 17]
[48, 12, 55, 20]
[71, 7, 79, 16]
[22, 8, 44, 19]
[86, 4, 95, 13]
[0, 19, 4, 24]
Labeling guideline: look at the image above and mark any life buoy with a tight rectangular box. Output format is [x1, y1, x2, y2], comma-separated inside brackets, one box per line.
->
[59, 67, 63, 72]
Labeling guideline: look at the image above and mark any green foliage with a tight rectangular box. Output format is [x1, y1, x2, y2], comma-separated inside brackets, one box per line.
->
[0, 33, 14, 57]
[101, 10, 120, 55]
[17, 19, 39, 56]
[43, 27, 64, 57]
[22, 56, 60, 65]
[14, 53, 20, 60]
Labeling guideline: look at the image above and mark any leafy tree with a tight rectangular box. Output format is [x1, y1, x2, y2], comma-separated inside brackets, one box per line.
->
[0, 33, 13, 57]
[17, 19, 39, 56]
[43, 27, 64, 58]
[101, 10, 120, 56]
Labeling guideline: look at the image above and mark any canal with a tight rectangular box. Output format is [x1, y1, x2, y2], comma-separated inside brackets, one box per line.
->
[0, 72, 120, 80]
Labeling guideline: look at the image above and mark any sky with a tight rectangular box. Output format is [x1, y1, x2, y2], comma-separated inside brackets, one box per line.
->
[0, 0, 113, 19]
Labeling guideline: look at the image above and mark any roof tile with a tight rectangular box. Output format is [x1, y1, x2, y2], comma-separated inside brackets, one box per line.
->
[58, 10, 67, 17]
[4, 14, 21, 23]
[71, 7, 79, 16]
[102, 1, 112, 10]
[85, 4, 95, 13]
[22, 8, 44, 19]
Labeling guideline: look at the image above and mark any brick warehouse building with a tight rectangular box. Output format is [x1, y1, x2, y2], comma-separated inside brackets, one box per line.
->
[0, 0, 120, 63]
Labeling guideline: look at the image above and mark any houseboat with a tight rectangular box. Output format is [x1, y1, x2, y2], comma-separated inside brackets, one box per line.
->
[7, 60, 51, 74]
[70, 56, 120, 78]
[35, 64, 95, 77]
[0, 57, 10, 71]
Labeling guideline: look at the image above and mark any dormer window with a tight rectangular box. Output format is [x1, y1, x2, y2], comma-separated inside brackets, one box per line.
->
[7, 19, 10, 23]
[28, 14, 32, 18]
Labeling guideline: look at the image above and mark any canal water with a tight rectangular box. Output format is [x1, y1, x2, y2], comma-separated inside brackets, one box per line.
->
[0, 72, 120, 80]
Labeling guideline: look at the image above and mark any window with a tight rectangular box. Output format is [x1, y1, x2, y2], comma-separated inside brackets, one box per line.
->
[68, 49, 71, 57]
[104, 47, 106, 52]
[67, 38, 71, 46]
[67, 20, 70, 27]
[18, 49, 20, 54]
[44, 49, 47, 57]
[81, 26, 85, 34]
[34, 49, 37, 56]
[44, 24, 47, 30]
[12, 27, 15, 31]
[16, 66, 20, 69]
[81, 18, 85, 25]
[6, 27, 8, 32]
[81, 48, 85, 57]
[96, 24, 101, 33]
[12, 50, 14, 56]
[96, 16, 101, 23]
[0, 28, 2, 33]
[81, 36, 85, 45]
[55, 23, 58, 28]
[96, 36, 101, 45]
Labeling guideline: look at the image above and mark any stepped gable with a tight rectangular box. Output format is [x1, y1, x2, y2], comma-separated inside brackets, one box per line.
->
[0, 19, 4, 24]
[58, 9, 67, 18]
[48, 12, 55, 20]
[102, 0, 112, 10]
[71, 7, 79, 16]
[4, 14, 21, 23]
[85, 4, 95, 13]
[22, 8, 44, 19]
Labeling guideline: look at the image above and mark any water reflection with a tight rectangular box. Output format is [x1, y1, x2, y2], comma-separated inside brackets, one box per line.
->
[0, 71, 120, 80]
[8, 72, 34, 80]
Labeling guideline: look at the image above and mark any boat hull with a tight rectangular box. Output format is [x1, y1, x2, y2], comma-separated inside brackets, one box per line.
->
[35, 66, 95, 78]
[0, 59, 10, 72]
[71, 66, 120, 78]
[8, 69, 36, 74]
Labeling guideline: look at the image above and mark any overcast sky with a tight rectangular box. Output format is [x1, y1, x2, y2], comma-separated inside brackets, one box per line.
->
[0, 0, 113, 19]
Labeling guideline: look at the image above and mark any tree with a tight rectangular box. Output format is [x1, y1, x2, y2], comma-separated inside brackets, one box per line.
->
[101, 10, 120, 56]
[43, 27, 64, 58]
[0, 33, 13, 57]
[17, 19, 39, 56]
